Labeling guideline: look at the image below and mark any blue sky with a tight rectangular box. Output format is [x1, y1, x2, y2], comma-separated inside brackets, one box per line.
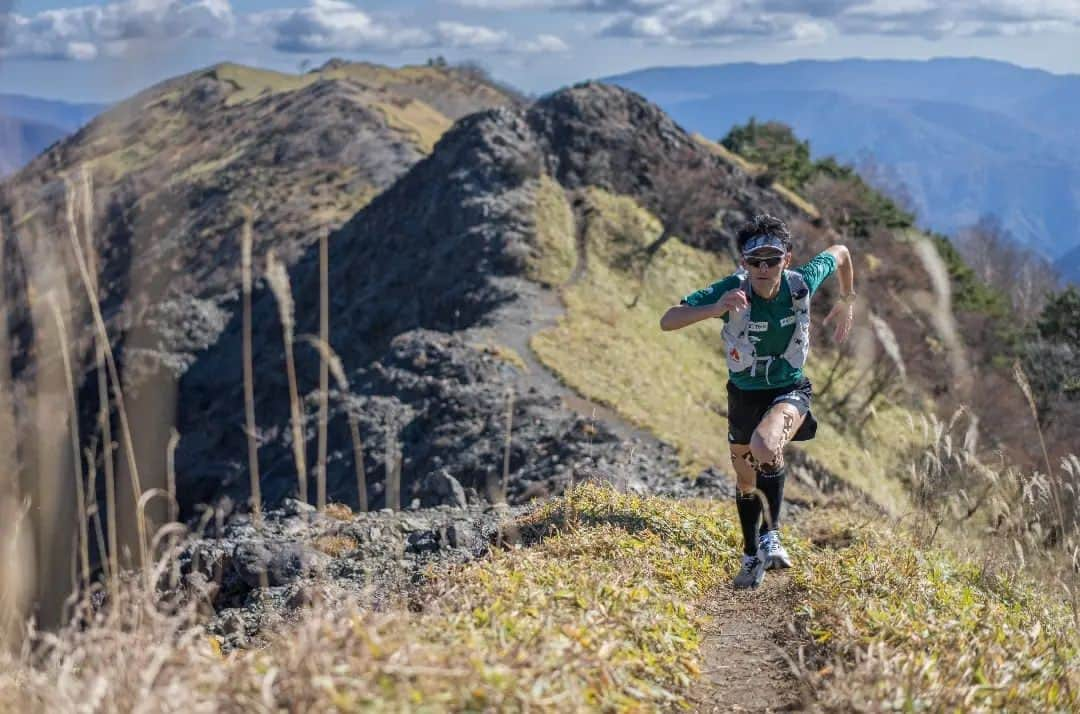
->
[3, 0, 1080, 102]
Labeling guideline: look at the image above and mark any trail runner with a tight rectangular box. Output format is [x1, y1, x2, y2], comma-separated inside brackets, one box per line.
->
[660, 214, 855, 588]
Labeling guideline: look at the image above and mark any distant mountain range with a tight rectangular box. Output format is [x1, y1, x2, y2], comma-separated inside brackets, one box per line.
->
[0, 94, 105, 175]
[606, 58, 1080, 269]
[1060, 245, 1080, 284]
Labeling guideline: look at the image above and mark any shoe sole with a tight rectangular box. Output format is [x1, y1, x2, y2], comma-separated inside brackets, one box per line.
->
[733, 576, 764, 589]
[765, 555, 792, 570]
[733, 559, 767, 589]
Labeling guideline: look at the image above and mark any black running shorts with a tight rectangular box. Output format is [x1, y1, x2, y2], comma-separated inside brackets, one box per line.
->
[726, 378, 817, 445]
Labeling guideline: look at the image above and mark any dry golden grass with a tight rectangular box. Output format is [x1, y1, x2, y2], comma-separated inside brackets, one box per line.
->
[241, 211, 262, 527]
[323, 502, 354, 521]
[1, 478, 1076, 712]
[473, 341, 530, 372]
[312, 534, 359, 557]
[266, 250, 308, 505]
[772, 182, 821, 220]
[795, 515, 1080, 711]
[214, 61, 507, 139]
[214, 63, 313, 106]
[0, 484, 746, 711]
[371, 99, 451, 154]
[529, 175, 577, 286]
[691, 133, 763, 175]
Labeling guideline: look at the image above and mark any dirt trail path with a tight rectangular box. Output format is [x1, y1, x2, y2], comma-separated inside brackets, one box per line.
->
[688, 572, 806, 712]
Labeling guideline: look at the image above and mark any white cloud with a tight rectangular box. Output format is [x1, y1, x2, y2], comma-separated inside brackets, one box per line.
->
[834, 0, 1080, 38]
[600, 2, 831, 45]
[434, 23, 569, 55]
[436, 21, 511, 48]
[456, 0, 1080, 43]
[252, 0, 434, 53]
[2, 0, 567, 60]
[1, 0, 235, 61]
[789, 19, 830, 43]
[520, 33, 572, 52]
[453, 0, 668, 10]
[254, 2, 568, 55]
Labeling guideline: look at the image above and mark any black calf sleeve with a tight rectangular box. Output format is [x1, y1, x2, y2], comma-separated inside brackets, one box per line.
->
[735, 492, 763, 557]
[756, 465, 787, 538]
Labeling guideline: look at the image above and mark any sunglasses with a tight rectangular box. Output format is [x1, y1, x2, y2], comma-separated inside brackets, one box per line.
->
[744, 255, 784, 269]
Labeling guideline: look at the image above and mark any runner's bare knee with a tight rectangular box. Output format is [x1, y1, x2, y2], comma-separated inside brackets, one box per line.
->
[749, 431, 781, 469]
[751, 402, 801, 471]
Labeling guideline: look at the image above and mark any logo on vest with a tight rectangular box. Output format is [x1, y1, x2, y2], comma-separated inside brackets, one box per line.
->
[748, 321, 768, 332]
[780, 316, 796, 327]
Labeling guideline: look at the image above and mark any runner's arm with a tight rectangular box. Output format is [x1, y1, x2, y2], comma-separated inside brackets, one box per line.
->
[823, 244, 855, 343]
[660, 289, 746, 331]
[825, 244, 854, 297]
[660, 303, 723, 331]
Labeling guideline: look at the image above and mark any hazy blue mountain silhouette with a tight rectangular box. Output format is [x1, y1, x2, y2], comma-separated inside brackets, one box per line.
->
[606, 58, 1080, 260]
[0, 93, 106, 176]
[1059, 244, 1080, 284]
[0, 116, 68, 175]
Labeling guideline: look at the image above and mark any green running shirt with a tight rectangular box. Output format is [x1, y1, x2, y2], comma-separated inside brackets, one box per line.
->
[681, 251, 837, 390]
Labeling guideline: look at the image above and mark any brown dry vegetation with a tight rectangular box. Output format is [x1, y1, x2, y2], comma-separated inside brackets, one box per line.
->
[1, 477, 1076, 712]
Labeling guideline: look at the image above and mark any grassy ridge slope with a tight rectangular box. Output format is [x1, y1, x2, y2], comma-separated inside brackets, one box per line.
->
[0, 486, 744, 710]
[6, 484, 1074, 711]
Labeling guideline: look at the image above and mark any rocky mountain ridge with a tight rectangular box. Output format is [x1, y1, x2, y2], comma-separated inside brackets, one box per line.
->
[173, 82, 800, 517]
[0, 60, 518, 606]
[1, 60, 517, 388]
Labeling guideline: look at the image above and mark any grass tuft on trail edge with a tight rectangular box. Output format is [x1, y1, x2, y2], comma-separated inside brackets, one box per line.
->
[795, 518, 1080, 711]
[0, 483, 745, 711]
[6, 482, 1076, 711]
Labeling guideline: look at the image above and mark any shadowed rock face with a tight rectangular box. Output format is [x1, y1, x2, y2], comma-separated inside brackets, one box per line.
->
[526, 82, 792, 253]
[528, 82, 689, 194]
[174, 83, 796, 517]
[0, 63, 518, 567]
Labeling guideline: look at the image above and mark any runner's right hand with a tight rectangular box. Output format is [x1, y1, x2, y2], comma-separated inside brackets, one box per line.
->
[716, 288, 749, 315]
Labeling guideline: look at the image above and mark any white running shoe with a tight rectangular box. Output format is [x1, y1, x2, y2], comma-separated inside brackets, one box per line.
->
[759, 530, 792, 570]
[733, 552, 766, 589]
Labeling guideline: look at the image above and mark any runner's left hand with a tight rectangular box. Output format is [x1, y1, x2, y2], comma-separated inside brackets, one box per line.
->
[823, 302, 854, 343]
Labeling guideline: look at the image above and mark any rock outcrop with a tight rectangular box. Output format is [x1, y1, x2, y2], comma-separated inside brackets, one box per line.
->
[174, 83, 798, 516]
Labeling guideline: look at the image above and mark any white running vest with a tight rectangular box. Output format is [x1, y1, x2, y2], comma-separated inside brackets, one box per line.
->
[721, 270, 812, 384]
